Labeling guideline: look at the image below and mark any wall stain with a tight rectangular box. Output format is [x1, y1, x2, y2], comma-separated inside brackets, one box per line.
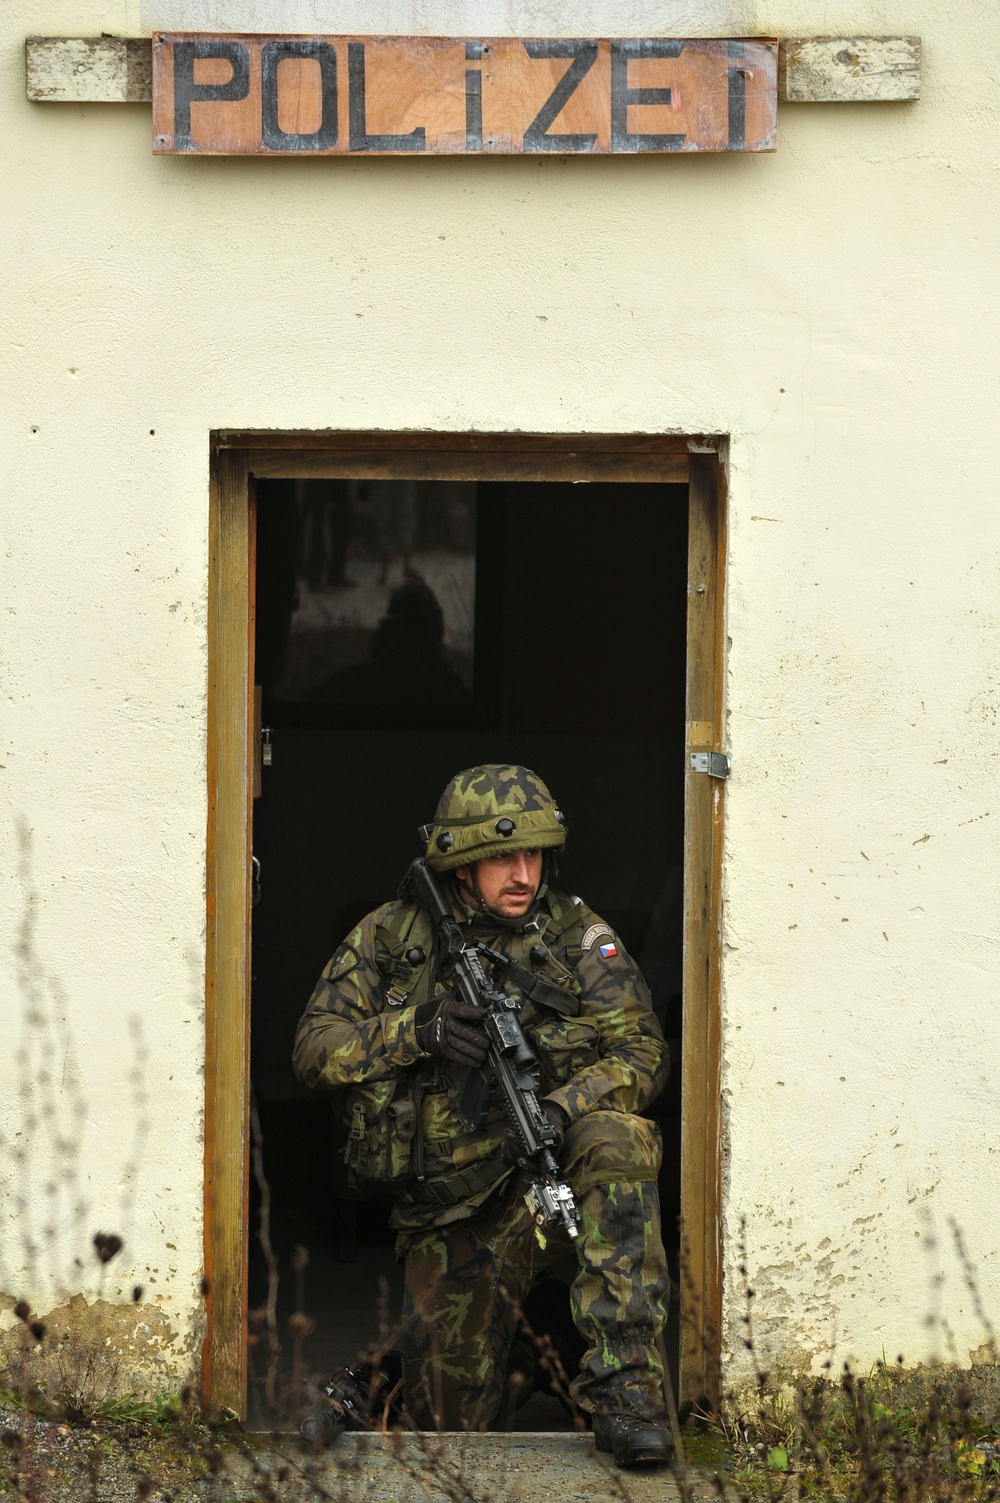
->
[0, 1291, 202, 1401]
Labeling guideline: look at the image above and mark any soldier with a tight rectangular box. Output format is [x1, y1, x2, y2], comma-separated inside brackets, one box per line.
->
[293, 764, 672, 1467]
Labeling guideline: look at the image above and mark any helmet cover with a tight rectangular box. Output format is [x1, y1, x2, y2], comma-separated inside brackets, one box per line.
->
[425, 764, 567, 872]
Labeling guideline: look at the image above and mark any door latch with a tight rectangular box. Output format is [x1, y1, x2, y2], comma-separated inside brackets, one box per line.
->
[689, 750, 731, 779]
[261, 727, 272, 768]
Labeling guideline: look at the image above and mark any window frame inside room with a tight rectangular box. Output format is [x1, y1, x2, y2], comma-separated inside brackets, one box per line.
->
[204, 430, 727, 1418]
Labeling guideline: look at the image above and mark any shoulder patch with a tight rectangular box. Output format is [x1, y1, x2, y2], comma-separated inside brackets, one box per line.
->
[326, 943, 361, 983]
[582, 922, 615, 952]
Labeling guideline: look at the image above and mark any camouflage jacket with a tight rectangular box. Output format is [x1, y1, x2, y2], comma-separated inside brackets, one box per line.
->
[292, 887, 668, 1230]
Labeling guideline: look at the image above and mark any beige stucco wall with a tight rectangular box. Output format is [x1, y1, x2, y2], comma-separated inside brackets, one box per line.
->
[1, 0, 998, 1393]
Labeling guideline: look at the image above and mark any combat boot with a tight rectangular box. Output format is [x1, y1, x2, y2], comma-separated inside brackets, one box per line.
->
[593, 1411, 672, 1467]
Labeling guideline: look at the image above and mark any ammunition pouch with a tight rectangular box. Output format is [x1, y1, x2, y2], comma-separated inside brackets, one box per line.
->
[342, 1076, 511, 1206]
[342, 1079, 418, 1189]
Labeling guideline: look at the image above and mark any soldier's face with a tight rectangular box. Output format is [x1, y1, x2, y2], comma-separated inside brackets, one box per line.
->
[458, 849, 543, 918]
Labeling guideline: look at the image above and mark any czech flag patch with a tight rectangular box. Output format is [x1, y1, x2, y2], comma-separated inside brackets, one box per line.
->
[598, 940, 618, 959]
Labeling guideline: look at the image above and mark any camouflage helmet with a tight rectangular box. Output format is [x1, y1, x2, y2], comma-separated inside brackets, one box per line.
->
[424, 764, 567, 872]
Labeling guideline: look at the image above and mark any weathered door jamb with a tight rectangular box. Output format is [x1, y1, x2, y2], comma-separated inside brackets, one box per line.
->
[680, 452, 727, 1409]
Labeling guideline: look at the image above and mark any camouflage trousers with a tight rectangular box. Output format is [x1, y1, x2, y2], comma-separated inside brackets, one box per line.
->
[396, 1111, 669, 1431]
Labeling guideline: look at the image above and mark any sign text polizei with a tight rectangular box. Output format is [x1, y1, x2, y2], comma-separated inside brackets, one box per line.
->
[152, 35, 777, 155]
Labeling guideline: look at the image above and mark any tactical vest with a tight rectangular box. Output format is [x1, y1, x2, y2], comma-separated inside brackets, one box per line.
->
[339, 892, 589, 1211]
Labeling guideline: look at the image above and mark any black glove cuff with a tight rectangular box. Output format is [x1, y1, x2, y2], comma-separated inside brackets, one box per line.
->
[413, 1000, 437, 1030]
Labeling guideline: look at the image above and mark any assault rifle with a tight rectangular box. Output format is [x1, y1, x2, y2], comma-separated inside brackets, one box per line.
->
[401, 856, 580, 1242]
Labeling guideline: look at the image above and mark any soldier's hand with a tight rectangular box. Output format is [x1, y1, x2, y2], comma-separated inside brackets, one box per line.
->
[414, 996, 488, 1068]
[502, 1100, 569, 1165]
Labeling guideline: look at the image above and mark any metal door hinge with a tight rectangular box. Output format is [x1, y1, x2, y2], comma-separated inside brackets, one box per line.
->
[690, 751, 731, 779]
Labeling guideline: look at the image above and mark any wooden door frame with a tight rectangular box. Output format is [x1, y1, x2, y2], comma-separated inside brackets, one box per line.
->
[204, 430, 727, 1416]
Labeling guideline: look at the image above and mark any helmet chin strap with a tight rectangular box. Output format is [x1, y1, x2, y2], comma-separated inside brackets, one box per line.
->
[456, 869, 492, 917]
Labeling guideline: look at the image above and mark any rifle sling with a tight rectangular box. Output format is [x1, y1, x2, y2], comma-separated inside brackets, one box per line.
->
[488, 954, 581, 1017]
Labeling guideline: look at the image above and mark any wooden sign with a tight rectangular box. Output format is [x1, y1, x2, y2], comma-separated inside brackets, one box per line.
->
[152, 34, 777, 156]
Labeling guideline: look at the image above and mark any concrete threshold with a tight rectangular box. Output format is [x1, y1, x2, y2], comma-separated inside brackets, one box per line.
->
[250, 1430, 726, 1502]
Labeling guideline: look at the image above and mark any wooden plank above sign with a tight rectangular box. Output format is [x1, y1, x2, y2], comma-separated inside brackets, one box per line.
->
[150, 34, 777, 155]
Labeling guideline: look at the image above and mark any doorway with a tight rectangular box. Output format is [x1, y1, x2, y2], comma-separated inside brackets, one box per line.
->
[203, 433, 725, 1421]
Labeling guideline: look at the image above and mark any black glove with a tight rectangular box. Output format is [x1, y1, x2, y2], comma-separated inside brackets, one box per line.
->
[502, 1100, 569, 1166]
[414, 995, 488, 1069]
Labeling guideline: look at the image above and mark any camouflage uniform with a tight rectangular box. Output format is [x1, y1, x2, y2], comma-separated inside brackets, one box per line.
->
[292, 766, 670, 1431]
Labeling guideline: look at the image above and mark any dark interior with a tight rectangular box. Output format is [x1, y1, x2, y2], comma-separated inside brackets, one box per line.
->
[248, 476, 688, 1427]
